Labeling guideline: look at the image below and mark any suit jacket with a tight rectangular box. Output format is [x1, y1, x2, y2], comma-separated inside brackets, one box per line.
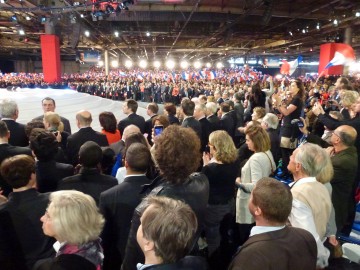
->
[182, 116, 202, 139]
[36, 160, 74, 193]
[33, 115, 72, 134]
[66, 127, 108, 165]
[58, 167, 117, 205]
[2, 119, 28, 147]
[145, 115, 157, 145]
[99, 175, 151, 270]
[219, 113, 235, 138]
[207, 114, 220, 131]
[168, 115, 180, 125]
[0, 189, 55, 270]
[267, 128, 280, 165]
[198, 117, 212, 152]
[110, 139, 126, 156]
[234, 102, 244, 136]
[118, 113, 146, 135]
[0, 143, 32, 196]
[228, 226, 317, 270]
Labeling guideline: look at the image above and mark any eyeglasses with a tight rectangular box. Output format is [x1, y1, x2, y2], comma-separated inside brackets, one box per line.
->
[332, 132, 341, 140]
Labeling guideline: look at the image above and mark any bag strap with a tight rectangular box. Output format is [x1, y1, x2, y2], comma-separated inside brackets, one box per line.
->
[264, 151, 274, 172]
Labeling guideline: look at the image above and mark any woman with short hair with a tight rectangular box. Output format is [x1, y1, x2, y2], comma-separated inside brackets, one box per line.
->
[202, 130, 239, 255]
[38, 190, 104, 270]
[99, 111, 121, 144]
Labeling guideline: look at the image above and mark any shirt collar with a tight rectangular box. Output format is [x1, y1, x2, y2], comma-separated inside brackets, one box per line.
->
[289, 176, 316, 187]
[250, 225, 285, 237]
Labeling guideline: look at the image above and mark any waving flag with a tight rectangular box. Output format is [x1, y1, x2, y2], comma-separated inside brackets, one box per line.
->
[280, 56, 302, 76]
[181, 71, 190, 81]
[324, 44, 355, 69]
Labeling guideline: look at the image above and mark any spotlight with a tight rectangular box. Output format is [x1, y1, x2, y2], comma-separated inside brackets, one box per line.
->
[18, 29, 25, 35]
[114, 31, 119, 37]
[302, 29, 306, 34]
[289, 31, 293, 36]
[125, 59, 133, 68]
[216, 62, 223, 69]
[316, 23, 320, 30]
[25, 16, 31, 21]
[146, 32, 150, 37]
[80, 14, 84, 18]
[193, 61, 202, 69]
[356, 12, 360, 17]
[111, 60, 119, 68]
[84, 30, 90, 37]
[333, 19, 338, 25]
[206, 62, 211, 68]
[153, 60, 161, 68]
[139, 59, 148, 69]
[166, 59, 175, 69]
[98, 60, 104, 67]
[180, 60, 189, 69]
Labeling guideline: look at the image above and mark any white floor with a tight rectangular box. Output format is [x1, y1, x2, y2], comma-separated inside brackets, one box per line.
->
[0, 88, 150, 133]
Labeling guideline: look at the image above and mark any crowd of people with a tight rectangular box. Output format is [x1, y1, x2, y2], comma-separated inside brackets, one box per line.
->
[0, 71, 360, 270]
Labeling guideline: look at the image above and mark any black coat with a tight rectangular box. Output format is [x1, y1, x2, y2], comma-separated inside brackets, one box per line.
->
[207, 114, 220, 131]
[99, 175, 151, 270]
[198, 117, 213, 152]
[0, 189, 55, 270]
[0, 143, 32, 196]
[143, 256, 208, 270]
[118, 113, 146, 135]
[66, 127, 108, 165]
[58, 167, 117, 205]
[145, 115, 157, 145]
[182, 116, 202, 139]
[219, 113, 235, 138]
[2, 119, 28, 147]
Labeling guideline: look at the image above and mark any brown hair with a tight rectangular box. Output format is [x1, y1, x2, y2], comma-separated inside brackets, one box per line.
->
[126, 99, 138, 113]
[99, 111, 117, 133]
[154, 125, 201, 184]
[164, 103, 177, 116]
[245, 125, 270, 152]
[152, 115, 170, 129]
[252, 177, 293, 223]
[140, 196, 197, 263]
[1, 154, 35, 189]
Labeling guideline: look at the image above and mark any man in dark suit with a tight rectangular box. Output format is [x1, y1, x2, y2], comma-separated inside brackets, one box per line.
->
[32, 97, 72, 134]
[219, 102, 235, 139]
[58, 141, 117, 205]
[0, 120, 32, 196]
[144, 103, 158, 145]
[233, 92, 245, 146]
[118, 99, 146, 135]
[181, 99, 202, 139]
[261, 113, 280, 165]
[206, 102, 220, 131]
[194, 103, 212, 152]
[99, 143, 151, 270]
[0, 99, 28, 147]
[66, 110, 108, 165]
[110, 124, 140, 156]
[0, 155, 55, 270]
[229, 178, 317, 270]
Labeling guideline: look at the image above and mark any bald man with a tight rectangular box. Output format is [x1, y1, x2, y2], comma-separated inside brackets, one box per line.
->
[109, 124, 140, 156]
[66, 110, 109, 165]
[303, 125, 358, 233]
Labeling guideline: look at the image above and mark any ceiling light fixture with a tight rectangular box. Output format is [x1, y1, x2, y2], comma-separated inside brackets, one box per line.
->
[146, 32, 150, 37]
[84, 30, 90, 37]
[333, 19, 338, 25]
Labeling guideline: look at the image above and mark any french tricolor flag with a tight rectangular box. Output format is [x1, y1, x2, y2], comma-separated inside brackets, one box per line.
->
[324, 46, 355, 69]
[280, 56, 302, 76]
[181, 71, 190, 81]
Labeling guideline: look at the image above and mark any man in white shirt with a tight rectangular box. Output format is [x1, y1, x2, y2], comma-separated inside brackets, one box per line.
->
[288, 143, 333, 268]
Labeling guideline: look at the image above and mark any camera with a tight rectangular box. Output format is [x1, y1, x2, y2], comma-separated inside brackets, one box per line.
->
[291, 119, 304, 128]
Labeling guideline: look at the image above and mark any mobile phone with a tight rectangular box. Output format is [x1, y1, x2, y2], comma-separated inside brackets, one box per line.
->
[154, 125, 164, 136]
[204, 145, 210, 154]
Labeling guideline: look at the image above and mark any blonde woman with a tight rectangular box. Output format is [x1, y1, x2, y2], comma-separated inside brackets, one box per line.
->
[202, 130, 239, 255]
[235, 125, 275, 245]
[43, 111, 69, 153]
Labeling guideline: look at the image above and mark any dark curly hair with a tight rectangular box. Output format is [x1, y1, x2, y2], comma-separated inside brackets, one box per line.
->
[154, 125, 201, 184]
[29, 129, 58, 161]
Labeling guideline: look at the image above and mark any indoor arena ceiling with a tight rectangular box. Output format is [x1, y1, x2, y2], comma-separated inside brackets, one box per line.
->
[0, 0, 360, 62]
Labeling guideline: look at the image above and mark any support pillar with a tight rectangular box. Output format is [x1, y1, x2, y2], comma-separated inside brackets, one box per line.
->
[104, 50, 109, 76]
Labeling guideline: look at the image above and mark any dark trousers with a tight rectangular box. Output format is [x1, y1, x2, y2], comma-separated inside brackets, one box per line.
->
[281, 147, 294, 174]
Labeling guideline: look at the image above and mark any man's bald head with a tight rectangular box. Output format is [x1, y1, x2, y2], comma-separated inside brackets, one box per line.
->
[76, 110, 92, 127]
[123, 124, 140, 140]
[335, 125, 357, 147]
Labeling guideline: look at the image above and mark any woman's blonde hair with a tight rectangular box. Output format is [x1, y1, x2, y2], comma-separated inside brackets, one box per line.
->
[209, 130, 238, 164]
[44, 112, 64, 132]
[49, 190, 104, 245]
[341, 90, 359, 108]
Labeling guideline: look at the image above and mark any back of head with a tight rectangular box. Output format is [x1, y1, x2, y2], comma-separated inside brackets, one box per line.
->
[76, 111, 92, 127]
[295, 143, 333, 183]
[79, 141, 102, 168]
[181, 99, 195, 116]
[220, 102, 230, 113]
[125, 132, 149, 150]
[125, 143, 151, 173]
[1, 154, 35, 189]
[49, 190, 104, 245]
[206, 102, 218, 115]
[147, 103, 159, 114]
[0, 99, 18, 119]
[262, 113, 279, 129]
[25, 120, 45, 138]
[154, 125, 201, 184]
[127, 99, 138, 113]
[99, 111, 117, 133]
[164, 103, 177, 116]
[252, 177, 292, 224]
[140, 196, 197, 263]
[152, 115, 170, 129]
[336, 125, 357, 147]
[44, 112, 63, 131]
[209, 130, 237, 164]
[29, 129, 59, 161]
[253, 107, 266, 118]
[0, 120, 9, 138]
